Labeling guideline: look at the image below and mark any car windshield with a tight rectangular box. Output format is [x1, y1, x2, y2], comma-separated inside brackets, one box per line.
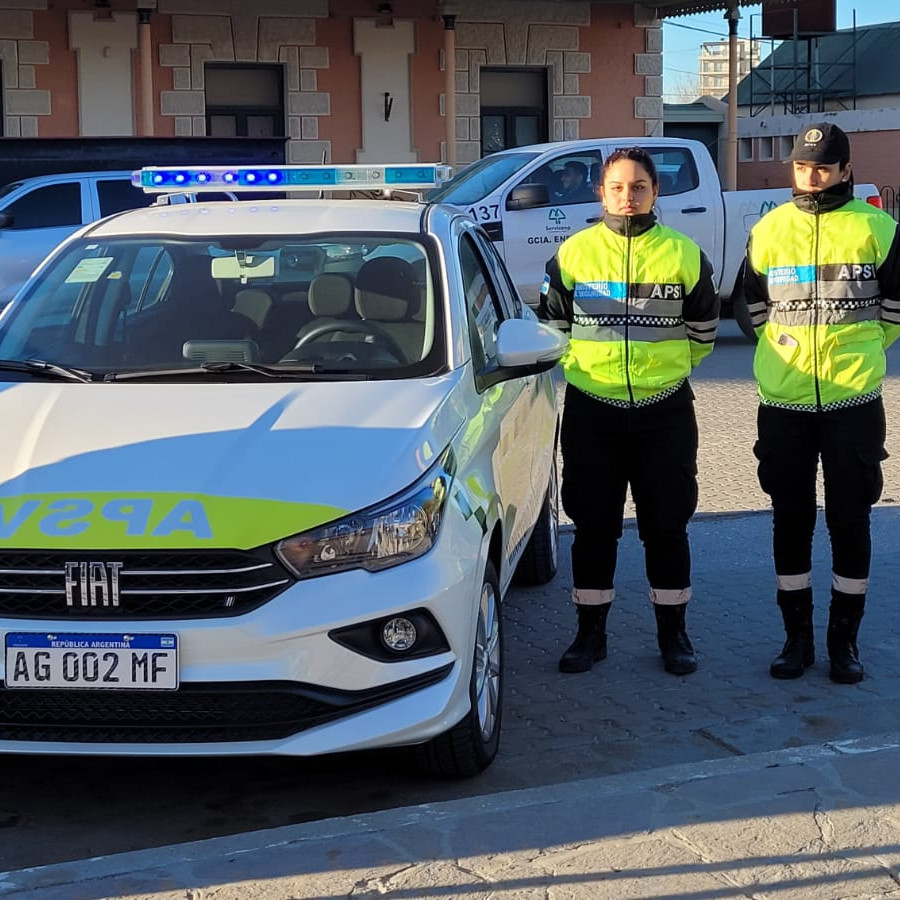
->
[0, 234, 443, 381]
[428, 152, 538, 205]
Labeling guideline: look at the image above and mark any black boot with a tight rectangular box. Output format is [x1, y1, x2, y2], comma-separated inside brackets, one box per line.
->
[654, 603, 697, 675]
[827, 591, 865, 684]
[770, 589, 815, 679]
[559, 603, 609, 674]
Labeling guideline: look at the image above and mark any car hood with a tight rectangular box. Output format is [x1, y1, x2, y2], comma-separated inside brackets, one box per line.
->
[0, 376, 466, 550]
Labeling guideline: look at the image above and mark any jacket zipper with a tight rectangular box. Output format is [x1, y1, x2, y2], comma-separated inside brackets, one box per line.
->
[624, 220, 634, 405]
[812, 201, 822, 410]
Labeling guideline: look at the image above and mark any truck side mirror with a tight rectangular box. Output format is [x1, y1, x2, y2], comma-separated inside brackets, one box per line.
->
[505, 183, 550, 211]
[0, 212, 12, 229]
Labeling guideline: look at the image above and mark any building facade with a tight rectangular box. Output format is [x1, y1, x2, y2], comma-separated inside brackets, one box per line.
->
[0, 0, 665, 167]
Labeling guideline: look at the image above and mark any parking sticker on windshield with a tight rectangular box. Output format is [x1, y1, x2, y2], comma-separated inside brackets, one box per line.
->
[65, 257, 113, 284]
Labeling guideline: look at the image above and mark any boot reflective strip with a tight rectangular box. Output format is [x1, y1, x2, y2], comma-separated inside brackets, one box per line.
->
[832, 572, 869, 595]
[776, 572, 812, 591]
[649, 586, 692, 606]
[572, 587, 614, 606]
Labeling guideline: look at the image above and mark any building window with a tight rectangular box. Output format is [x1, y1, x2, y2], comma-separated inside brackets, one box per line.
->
[758, 136, 774, 161]
[479, 67, 548, 155]
[739, 138, 753, 162]
[205, 64, 285, 137]
[779, 135, 795, 159]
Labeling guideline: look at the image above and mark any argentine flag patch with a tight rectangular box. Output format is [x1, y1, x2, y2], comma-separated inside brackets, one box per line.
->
[540, 274, 551, 296]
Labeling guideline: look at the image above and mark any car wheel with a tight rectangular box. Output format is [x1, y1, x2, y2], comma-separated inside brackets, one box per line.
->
[732, 263, 757, 343]
[416, 561, 502, 778]
[514, 455, 559, 586]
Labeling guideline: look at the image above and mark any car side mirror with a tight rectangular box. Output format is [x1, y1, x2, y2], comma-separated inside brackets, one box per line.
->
[505, 183, 550, 211]
[475, 318, 568, 391]
[0, 212, 13, 229]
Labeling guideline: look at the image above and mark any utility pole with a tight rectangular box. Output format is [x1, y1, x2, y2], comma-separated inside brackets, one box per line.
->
[724, 1, 740, 191]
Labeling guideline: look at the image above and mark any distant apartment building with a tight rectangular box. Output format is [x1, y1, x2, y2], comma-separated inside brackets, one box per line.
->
[699, 39, 760, 98]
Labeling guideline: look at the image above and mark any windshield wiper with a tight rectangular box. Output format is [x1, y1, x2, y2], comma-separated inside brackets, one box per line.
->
[0, 359, 96, 383]
[104, 361, 371, 381]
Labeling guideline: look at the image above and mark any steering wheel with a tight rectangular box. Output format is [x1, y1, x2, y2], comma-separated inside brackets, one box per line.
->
[290, 319, 407, 363]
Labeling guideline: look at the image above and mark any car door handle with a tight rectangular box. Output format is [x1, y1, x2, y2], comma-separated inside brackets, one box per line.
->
[586, 216, 600, 224]
[681, 206, 707, 214]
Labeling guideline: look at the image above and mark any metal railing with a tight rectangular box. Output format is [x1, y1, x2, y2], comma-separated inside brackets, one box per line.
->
[879, 185, 900, 221]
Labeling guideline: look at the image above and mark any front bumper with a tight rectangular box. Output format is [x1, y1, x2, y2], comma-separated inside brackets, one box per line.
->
[0, 535, 481, 757]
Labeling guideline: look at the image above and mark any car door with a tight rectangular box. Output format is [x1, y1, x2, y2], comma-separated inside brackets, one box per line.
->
[499, 149, 603, 307]
[458, 229, 536, 569]
[0, 179, 86, 306]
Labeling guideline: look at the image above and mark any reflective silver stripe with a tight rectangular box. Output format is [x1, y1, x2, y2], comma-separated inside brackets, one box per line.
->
[649, 586, 691, 606]
[579, 379, 686, 409]
[573, 587, 614, 606]
[686, 316, 718, 343]
[545, 318, 570, 331]
[768, 282, 880, 303]
[832, 572, 868, 595]
[761, 387, 882, 413]
[776, 572, 812, 590]
[574, 299, 685, 318]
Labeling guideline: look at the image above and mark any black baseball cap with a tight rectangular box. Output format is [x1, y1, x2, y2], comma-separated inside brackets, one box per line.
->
[787, 122, 851, 165]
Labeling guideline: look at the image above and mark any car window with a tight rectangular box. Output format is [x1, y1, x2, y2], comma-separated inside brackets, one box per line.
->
[471, 228, 522, 318]
[460, 233, 505, 372]
[427, 152, 538, 205]
[641, 147, 700, 196]
[0, 235, 443, 380]
[3, 182, 82, 229]
[97, 179, 154, 217]
[513, 151, 602, 208]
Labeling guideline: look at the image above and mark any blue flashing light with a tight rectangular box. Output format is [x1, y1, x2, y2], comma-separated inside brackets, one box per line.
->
[133, 163, 453, 194]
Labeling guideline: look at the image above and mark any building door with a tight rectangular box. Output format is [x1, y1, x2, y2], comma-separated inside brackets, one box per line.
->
[480, 68, 548, 155]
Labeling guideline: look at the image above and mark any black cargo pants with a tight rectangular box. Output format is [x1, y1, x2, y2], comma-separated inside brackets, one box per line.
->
[754, 398, 886, 583]
[560, 382, 699, 593]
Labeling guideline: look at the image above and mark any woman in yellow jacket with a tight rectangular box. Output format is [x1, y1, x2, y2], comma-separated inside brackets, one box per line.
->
[745, 122, 900, 685]
[539, 147, 719, 676]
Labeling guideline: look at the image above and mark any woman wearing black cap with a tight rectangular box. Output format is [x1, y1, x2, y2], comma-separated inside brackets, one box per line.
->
[745, 122, 900, 684]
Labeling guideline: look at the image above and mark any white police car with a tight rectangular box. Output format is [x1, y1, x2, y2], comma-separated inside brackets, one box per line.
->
[0, 164, 566, 776]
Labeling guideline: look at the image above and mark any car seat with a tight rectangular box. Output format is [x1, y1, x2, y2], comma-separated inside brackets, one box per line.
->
[354, 257, 425, 363]
[290, 272, 359, 349]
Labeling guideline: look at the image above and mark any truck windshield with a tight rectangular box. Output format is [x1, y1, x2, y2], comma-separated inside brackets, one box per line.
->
[0, 235, 443, 381]
[428, 152, 538, 205]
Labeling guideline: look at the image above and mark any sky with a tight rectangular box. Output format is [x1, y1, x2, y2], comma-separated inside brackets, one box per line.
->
[662, 0, 899, 101]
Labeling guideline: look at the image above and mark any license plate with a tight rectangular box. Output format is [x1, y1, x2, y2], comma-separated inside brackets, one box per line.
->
[4, 633, 178, 690]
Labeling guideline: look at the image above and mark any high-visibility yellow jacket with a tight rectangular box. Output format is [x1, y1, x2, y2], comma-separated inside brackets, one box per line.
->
[538, 212, 719, 406]
[746, 187, 900, 412]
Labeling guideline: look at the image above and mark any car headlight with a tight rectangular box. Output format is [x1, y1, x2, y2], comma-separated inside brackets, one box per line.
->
[276, 447, 455, 579]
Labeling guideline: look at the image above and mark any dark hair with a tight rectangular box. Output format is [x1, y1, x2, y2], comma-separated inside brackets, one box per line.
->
[602, 147, 658, 188]
[563, 160, 587, 178]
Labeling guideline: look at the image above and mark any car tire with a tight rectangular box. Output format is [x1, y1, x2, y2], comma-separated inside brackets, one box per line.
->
[732, 263, 757, 343]
[514, 455, 559, 586]
[415, 561, 502, 778]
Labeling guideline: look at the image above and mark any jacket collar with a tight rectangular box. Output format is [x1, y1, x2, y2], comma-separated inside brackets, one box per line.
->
[792, 179, 854, 214]
[602, 211, 657, 237]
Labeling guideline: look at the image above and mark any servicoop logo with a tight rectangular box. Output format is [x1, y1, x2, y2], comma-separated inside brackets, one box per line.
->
[548, 208, 566, 226]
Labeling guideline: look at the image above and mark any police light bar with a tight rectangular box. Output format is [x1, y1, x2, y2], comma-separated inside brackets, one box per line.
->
[132, 163, 452, 193]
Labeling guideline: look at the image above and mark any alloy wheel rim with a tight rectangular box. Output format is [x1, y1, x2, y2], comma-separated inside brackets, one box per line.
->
[475, 580, 501, 741]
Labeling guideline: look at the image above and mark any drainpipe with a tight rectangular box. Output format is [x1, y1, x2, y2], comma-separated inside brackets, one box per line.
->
[442, 13, 457, 168]
[138, 5, 155, 136]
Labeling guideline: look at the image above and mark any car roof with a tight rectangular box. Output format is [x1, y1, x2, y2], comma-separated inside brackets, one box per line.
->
[83, 198, 459, 239]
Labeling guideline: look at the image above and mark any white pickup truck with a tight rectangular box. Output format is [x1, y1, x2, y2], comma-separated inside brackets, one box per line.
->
[428, 137, 883, 338]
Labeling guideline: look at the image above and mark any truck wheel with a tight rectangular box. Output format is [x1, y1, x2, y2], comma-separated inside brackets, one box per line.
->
[732, 263, 757, 342]
[415, 561, 502, 778]
[514, 455, 559, 586]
